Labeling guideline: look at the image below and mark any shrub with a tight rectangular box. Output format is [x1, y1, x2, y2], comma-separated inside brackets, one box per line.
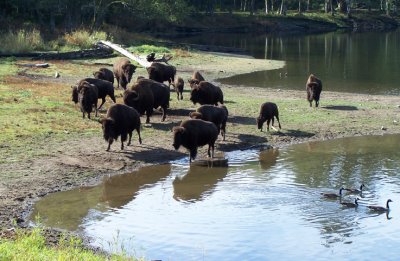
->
[63, 30, 110, 49]
[0, 29, 46, 53]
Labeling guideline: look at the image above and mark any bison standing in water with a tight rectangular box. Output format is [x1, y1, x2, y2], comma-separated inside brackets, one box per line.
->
[306, 74, 322, 107]
[256, 102, 282, 132]
[172, 119, 219, 163]
[113, 58, 136, 90]
[101, 104, 142, 151]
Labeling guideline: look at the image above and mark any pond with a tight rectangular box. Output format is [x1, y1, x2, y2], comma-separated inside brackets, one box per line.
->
[167, 29, 400, 95]
[30, 134, 400, 260]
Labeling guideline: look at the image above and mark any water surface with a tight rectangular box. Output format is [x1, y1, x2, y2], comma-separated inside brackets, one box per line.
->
[30, 134, 400, 260]
[167, 30, 400, 95]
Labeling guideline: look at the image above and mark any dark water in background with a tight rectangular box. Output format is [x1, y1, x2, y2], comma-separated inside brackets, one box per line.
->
[167, 29, 400, 95]
[30, 134, 400, 260]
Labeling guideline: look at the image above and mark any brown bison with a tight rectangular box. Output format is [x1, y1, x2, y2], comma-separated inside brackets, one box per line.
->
[101, 104, 142, 151]
[188, 71, 205, 89]
[256, 102, 281, 132]
[72, 78, 116, 110]
[171, 77, 184, 100]
[113, 58, 136, 90]
[78, 81, 98, 119]
[190, 81, 224, 106]
[306, 74, 322, 107]
[189, 104, 228, 141]
[123, 78, 170, 123]
[93, 68, 114, 84]
[147, 62, 176, 86]
[172, 119, 219, 163]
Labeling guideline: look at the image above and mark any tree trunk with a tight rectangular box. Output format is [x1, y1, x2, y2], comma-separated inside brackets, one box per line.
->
[250, 0, 255, 15]
[280, 0, 286, 15]
[271, 0, 275, 12]
[330, 0, 334, 15]
[307, 0, 310, 11]
[298, 0, 302, 13]
[386, 0, 390, 15]
[265, 0, 269, 14]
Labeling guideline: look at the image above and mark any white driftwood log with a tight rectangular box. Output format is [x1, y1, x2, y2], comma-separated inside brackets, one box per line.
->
[98, 40, 152, 68]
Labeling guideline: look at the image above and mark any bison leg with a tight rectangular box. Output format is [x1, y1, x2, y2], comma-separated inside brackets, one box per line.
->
[267, 119, 271, 132]
[106, 139, 113, 151]
[276, 116, 282, 129]
[88, 112, 91, 119]
[180, 92, 183, 100]
[221, 124, 226, 141]
[82, 112, 85, 119]
[95, 102, 98, 117]
[190, 148, 198, 162]
[121, 141, 124, 150]
[315, 100, 319, 107]
[98, 97, 106, 110]
[161, 107, 167, 122]
[127, 132, 132, 146]
[137, 128, 142, 144]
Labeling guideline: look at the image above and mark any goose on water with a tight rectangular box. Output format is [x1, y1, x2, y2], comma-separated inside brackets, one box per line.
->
[367, 199, 393, 212]
[340, 198, 360, 208]
[346, 184, 365, 194]
[322, 188, 345, 199]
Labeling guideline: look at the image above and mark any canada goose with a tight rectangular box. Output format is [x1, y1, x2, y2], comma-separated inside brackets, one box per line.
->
[367, 199, 393, 212]
[341, 198, 360, 208]
[321, 187, 345, 199]
[346, 184, 365, 194]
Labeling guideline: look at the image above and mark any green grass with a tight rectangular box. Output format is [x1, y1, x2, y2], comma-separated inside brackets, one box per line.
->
[127, 45, 171, 55]
[0, 227, 134, 260]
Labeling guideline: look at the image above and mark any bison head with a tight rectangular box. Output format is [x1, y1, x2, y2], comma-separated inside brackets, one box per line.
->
[172, 126, 185, 150]
[256, 116, 265, 131]
[101, 118, 116, 142]
[71, 86, 79, 103]
[93, 71, 104, 79]
[188, 79, 200, 89]
[189, 111, 203, 119]
[123, 90, 140, 108]
[122, 63, 137, 83]
[190, 88, 201, 105]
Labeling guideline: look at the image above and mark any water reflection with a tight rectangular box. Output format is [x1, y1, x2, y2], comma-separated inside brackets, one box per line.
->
[29, 134, 400, 260]
[173, 165, 228, 202]
[167, 30, 400, 94]
[102, 164, 171, 208]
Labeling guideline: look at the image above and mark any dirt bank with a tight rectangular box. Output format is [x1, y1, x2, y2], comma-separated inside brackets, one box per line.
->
[1, 51, 400, 241]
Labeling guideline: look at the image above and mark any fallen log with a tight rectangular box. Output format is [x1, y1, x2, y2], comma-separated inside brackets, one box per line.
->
[97, 40, 152, 68]
[16, 63, 49, 68]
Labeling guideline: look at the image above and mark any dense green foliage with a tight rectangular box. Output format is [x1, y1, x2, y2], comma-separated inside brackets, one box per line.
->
[0, 0, 397, 32]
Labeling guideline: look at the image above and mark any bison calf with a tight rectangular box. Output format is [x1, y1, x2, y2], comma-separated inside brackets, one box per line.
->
[172, 119, 219, 163]
[257, 102, 281, 132]
[189, 104, 228, 141]
[306, 74, 322, 107]
[78, 81, 98, 119]
[172, 77, 184, 100]
[73, 78, 116, 110]
[101, 104, 142, 151]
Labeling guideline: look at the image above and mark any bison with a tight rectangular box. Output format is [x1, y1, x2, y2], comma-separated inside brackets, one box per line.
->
[172, 119, 219, 163]
[190, 81, 224, 106]
[188, 71, 205, 89]
[147, 62, 176, 86]
[123, 78, 170, 123]
[101, 104, 142, 151]
[78, 81, 98, 119]
[257, 102, 281, 132]
[72, 78, 116, 110]
[171, 77, 184, 100]
[93, 68, 114, 85]
[306, 74, 323, 107]
[189, 104, 228, 141]
[113, 58, 136, 90]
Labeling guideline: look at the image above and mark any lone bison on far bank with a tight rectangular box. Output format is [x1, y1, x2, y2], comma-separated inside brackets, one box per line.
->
[113, 58, 136, 90]
[257, 102, 281, 132]
[101, 104, 142, 151]
[172, 119, 219, 163]
[306, 74, 322, 107]
[93, 68, 114, 85]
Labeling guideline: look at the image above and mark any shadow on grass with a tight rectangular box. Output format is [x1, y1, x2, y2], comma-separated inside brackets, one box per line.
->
[272, 129, 315, 138]
[322, 105, 358, 111]
[229, 115, 255, 126]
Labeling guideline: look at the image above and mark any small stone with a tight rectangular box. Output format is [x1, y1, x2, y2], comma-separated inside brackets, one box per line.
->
[381, 126, 387, 131]
[55, 71, 60, 78]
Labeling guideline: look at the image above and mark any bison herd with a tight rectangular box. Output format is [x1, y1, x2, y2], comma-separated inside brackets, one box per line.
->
[72, 56, 322, 163]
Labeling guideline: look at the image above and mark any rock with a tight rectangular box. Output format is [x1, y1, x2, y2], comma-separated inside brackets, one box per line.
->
[381, 126, 387, 131]
[55, 71, 60, 78]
